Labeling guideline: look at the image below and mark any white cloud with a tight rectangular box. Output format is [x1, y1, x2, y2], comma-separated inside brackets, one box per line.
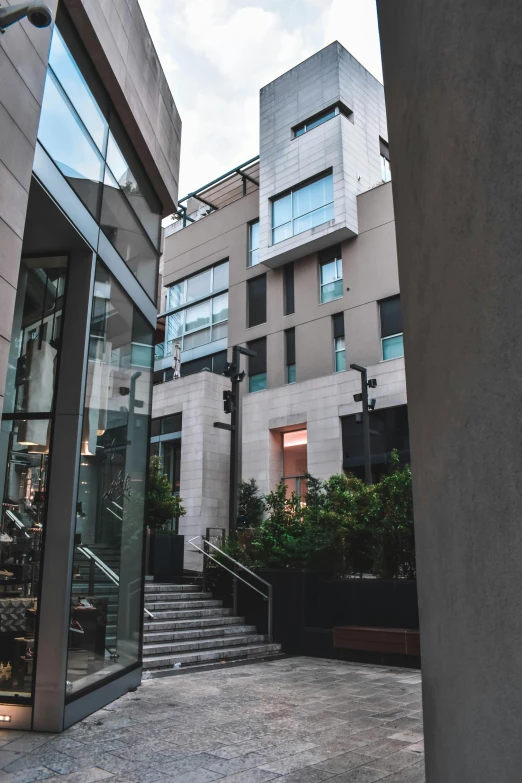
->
[140, 0, 383, 196]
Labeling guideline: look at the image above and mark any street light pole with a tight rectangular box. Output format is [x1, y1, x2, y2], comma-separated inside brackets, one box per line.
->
[350, 363, 376, 485]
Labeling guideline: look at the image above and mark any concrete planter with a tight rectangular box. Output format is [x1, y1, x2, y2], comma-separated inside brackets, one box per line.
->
[148, 533, 185, 582]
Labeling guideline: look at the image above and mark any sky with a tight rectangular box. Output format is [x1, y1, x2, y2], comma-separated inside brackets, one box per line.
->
[140, 0, 383, 198]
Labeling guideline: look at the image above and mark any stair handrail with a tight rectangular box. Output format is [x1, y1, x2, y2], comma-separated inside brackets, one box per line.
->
[188, 535, 273, 643]
[76, 545, 155, 619]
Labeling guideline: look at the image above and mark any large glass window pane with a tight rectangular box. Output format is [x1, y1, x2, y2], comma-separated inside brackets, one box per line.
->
[48, 29, 108, 153]
[100, 170, 158, 301]
[272, 222, 293, 244]
[321, 279, 344, 303]
[249, 372, 267, 393]
[272, 194, 292, 228]
[293, 174, 333, 219]
[167, 311, 183, 341]
[183, 328, 211, 351]
[106, 133, 161, 248]
[212, 293, 228, 324]
[382, 334, 404, 360]
[211, 322, 228, 342]
[184, 300, 211, 333]
[0, 417, 52, 702]
[168, 283, 184, 310]
[212, 261, 229, 291]
[4, 257, 68, 417]
[321, 259, 338, 285]
[67, 263, 152, 697]
[249, 221, 260, 267]
[38, 73, 104, 218]
[186, 269, 212, 302]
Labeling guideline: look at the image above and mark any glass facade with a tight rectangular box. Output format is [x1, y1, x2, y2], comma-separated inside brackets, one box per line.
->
[0, 256, 67, 702]
[150, 415, 182, 532]
[67, 263, 152, 697]
[38, 28, 161, 302]
[272, 172, 334, 244]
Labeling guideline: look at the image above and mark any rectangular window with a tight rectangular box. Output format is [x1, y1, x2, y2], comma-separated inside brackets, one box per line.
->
[380, 138, 391, 183]
[283, 262, 295, 315]
[380, 294, 404, 360]
[320, 246, 343, 303]
[248, 220, 260, 267]
[248, 337, 267, 392]
[332, 313, 346, 371]
[293, 102, 353, 138]
[285, 328, 296, 384]
[247, 274, 267, 328]
[272, 171, 334, 244]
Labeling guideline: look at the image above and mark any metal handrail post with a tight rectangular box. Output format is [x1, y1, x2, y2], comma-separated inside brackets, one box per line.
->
[88, 558, 95, 596]
[202, 533, 208, 593]
[233, 571, 238, 616]
[267, 583, 273, 643]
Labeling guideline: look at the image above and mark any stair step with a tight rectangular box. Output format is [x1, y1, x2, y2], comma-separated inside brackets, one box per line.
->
[143, 624, 257, 644]
[145, 607, 233, 621]
[143, 633, 266, 656]
[144, 592, 209, 603]
[143, 616, 245, 633]
[144, 583, 201, 593]
[144, 599, 222, 612]
[142, 643, 282, 670]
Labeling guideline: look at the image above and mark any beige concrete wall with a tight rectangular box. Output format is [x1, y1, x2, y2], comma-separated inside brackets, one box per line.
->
[64, 0, 181, 213]
[152, 371, 231, 569]
[242, 356, 407, 492]
[0, 0, 59, 418]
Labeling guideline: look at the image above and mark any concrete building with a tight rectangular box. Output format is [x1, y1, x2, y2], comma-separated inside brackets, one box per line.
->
[0, 0, 180, 731]
[377, 1, 522, 781]
[153, 42, 407, 569]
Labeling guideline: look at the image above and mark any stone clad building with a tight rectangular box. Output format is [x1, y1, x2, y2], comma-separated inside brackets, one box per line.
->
[153, 42, 407, 570]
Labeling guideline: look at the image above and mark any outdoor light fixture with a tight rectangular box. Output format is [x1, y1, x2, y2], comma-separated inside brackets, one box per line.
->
[0, 2, 53, 33]
[0, 715, 11, 722]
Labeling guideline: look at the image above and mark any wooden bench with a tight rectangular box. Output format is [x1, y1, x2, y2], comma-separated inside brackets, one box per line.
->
[333, 626, 420, 657]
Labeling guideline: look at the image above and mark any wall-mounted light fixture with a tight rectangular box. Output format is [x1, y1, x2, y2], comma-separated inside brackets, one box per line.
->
[0, 714, 12, 722]
[0, 3, 53, 33]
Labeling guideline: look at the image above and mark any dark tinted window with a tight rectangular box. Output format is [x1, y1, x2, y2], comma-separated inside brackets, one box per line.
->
[380, 295, 403, 337]
[180, 355, 213, 377]
[150, 418, 161, 437]
[247, 274, 267, 327]
[248, 337, 267, 376]
[162, 414, 182, 435]
[285, 328, 295, 365]
[284, 263, 295, 315]
[212, 351, 228, 375]
[332, 312, 345, 338]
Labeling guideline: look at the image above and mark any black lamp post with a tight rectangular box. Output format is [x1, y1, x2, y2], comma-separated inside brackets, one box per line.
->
[350, 363, 377, 485]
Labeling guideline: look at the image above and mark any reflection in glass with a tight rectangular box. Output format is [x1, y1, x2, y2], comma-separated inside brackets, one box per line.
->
[212, 293, 228, 324]
[67, 263, 152, 697]
[106, 133, 161, 248]
[382, 334, 404, 360]
[186, 269, 212, 303]
[272, 173, 334, 244]
[100, 170, 158, 301]
[184, 300, 211, 333]
[213, 261, 229, 291]
[249, 221, 260, 267]
[38, 73, 104, 218]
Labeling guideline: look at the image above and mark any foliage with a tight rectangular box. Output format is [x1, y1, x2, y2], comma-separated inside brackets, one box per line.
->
[146, 455, 186, 533]
[226, 452, 416, 579]
[237, 478, 265, 528]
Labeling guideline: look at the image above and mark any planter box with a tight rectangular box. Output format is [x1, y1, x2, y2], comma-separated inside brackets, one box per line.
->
[334, 626, 420, 656]
[149, 534, 184, 582]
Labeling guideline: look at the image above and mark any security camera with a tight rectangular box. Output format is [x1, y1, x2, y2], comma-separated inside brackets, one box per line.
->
[0, 3, 53, 33]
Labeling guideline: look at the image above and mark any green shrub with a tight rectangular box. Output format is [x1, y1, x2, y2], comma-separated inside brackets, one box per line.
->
[146, 455, 186, 533]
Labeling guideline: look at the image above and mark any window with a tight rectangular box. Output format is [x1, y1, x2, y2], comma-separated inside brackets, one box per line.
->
[293, 102, 353, 138]
[283, 262, 295, 315]
[380, 295, 404, 360]
[248, 337, 267, 392]
[285, 328, 296, 384]
[342, 405, 410, 482]
[163, 261, 229, 355]
[320, 245, 343, 303]
[283, 429, 308, 503]
[380, 138, 391, 183]
[272, 171, 334, 244]
[247, 274, 267, 328]
[333, 313, 346, 371]
[248, 220, 260, 266]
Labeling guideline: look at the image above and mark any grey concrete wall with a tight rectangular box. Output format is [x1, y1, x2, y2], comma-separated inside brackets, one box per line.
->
[259, 42, 387, 267]
[64, 0, 181, 213]
[377, 2, 522, 781]
[0, 0, 59, 419]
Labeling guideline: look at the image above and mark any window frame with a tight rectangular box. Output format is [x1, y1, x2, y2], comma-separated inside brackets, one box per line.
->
[271, 170, 334, 246]
[247, 274, 267, 329]
[320, 256, 343, 304]
[381, 332, 404, 361]
[292, 102, 354, 139]
[334, 336, 346, 372]
[248, 219, 260, 267]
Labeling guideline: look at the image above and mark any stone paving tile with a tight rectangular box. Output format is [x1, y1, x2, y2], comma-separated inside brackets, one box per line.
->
[2, 657, 425, 783]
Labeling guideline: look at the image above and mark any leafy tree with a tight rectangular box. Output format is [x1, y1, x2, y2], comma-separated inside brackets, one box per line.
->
[250, 480, 305, 568]
[237, 478, 264, 528]
[146, 455, 186, 533]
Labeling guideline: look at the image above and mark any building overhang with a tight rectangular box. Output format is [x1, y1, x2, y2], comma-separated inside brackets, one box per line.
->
[261, 225, 356, 268]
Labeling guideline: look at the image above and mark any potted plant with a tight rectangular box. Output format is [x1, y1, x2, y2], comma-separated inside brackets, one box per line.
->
[146, 456, 186, 581]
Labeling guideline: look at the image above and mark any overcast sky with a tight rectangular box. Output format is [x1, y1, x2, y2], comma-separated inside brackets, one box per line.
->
[141, 0, 383, 197]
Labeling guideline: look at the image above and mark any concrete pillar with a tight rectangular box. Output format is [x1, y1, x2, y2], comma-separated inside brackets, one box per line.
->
[377, 2, 522, 781]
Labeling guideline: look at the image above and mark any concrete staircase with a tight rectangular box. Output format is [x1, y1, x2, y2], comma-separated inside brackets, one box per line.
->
[142, 582, 281, 671]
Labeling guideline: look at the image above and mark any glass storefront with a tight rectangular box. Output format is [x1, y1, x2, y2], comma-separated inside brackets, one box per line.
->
[0, 256, 67, 702]
[67, 263, 152, 697]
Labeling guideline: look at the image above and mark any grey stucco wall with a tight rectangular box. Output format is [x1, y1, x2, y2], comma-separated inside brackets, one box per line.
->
[259, 42, 387, 267]
[378, 1, 522, 781]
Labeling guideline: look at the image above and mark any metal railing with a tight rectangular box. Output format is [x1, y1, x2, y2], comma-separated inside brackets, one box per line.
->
[188, 534, 273, 643]
[76, 545, 155, 619]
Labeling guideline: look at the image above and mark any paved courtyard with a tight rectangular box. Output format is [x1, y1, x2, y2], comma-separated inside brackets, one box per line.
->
[0, 658, 425, 783]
